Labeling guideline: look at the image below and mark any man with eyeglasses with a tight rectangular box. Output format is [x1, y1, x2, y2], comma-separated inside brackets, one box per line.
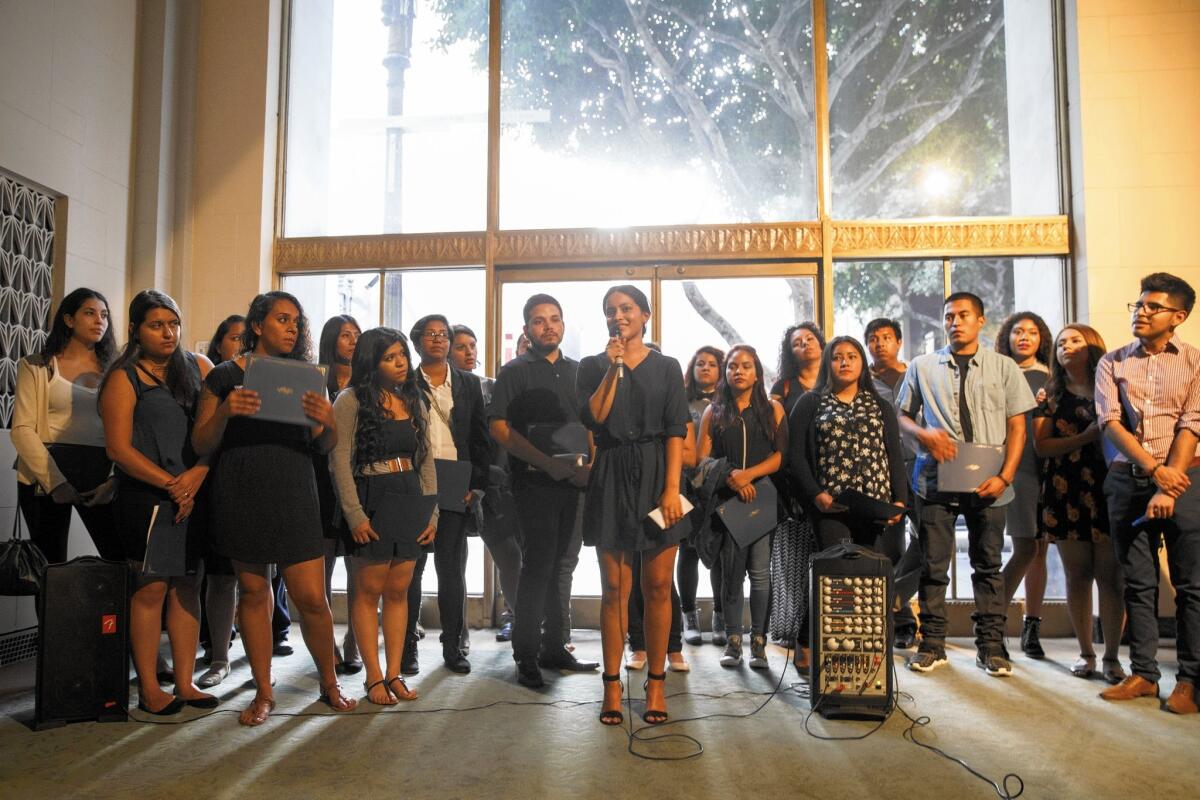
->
[402, 314, 491, 676]
[1097, 272, 1200, 714]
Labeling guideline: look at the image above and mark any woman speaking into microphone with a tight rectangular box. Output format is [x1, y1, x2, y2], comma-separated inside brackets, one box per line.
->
[578, 285, 689, 726]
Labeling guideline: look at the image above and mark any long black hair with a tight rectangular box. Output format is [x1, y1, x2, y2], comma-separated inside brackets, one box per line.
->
[995, 311, 1053, 366]
[40, 287, 117, 367]
[776, 322, 825, 383]
[318, 314, 360, 397]
[205, 314, 244, 365]
[239, 291, 313, 361]
[101, 289, 200, 411]
[815, 336, 879, 398]
[1044, 324, 1107, 408]
[684, 345, 725, 402]
[349, 327, 428, 468]
[709, 344, 777, 443]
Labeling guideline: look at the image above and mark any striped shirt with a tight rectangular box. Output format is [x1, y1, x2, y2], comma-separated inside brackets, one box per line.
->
[1095, 334, 1200, 464]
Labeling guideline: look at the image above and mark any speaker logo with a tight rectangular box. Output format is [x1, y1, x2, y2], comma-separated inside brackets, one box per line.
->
[101, 614, 117, 634]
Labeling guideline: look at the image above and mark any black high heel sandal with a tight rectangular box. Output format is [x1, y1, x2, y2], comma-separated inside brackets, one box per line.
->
[642, 671, 668, 725]
[600, 673, 624, 725]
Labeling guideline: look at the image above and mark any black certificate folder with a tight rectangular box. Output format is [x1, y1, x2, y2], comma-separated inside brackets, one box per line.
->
[242, 355, 328, 426]
[435, 459, 473, 512]
[717, 479, 778, 548]
[143, 502, 188, 577]
[371, 493, 437, 542]
[527, 423, 591, 463]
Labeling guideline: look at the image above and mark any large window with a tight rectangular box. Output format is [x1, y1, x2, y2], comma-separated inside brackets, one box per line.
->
[497, 0, 818, 228]
[284, 0, 488, 236]
[279, 1, 1075, 607]
[827, 0, 1061, 218]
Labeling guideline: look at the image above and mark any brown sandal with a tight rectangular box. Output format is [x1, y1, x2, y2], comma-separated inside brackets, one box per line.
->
[387, 676, 418, 701]
[238, 695, 276, 727]
[319, 683, 358, 713]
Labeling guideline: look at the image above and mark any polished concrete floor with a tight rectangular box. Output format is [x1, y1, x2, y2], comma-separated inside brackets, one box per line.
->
[0, 628, 1194, 800]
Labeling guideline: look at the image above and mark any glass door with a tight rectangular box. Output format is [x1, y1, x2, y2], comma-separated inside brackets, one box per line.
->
[496, 262, 819, 599]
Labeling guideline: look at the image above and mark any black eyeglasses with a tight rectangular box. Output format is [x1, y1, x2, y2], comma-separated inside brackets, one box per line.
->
[422, 331, 450, 341]
[1127, 302, 1182, 316]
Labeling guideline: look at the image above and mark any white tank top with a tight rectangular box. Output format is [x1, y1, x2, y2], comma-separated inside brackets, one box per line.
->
[45, 357, 106, 447]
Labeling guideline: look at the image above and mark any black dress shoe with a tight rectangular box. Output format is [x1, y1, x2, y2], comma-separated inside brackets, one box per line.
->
[335, 657, 363, 676]
[495, 621, 513, 642]
[538, 647, 599, 672]
[516, 659, 544, 688]
[893, 628, 917, 650]
[184, 695, 220, 710]
[401, 645, 420, 676]
[443, 650, 471, 674]
[273, 639, 294, 657]
[138, 697, 185, 716]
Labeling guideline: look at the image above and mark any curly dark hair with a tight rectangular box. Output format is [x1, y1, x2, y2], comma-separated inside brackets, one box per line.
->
[776, 322, 825, 382]
[41, 287, 118, 367]
[239, 291, 313, 361]
[684, 345, 725, 402]
[318, 314, 360, 397]
[995, 311, 1053, 366]
[350, 327, 429, 468]
[204, 314, 245, 365]
[101, 289, 200, 412]
[709, 344, 777, 444]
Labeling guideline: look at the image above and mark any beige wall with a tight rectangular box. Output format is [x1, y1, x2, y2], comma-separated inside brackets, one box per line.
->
[186, 0, 282, 346]
[1071, 0, 1200, 348]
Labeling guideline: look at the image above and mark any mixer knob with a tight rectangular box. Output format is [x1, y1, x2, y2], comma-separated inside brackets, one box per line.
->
[826, 638, 839, 650]
[823, 577, 832, 586]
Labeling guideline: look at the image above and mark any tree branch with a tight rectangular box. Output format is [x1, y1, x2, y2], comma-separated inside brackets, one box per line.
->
[681, 281, 747, 348]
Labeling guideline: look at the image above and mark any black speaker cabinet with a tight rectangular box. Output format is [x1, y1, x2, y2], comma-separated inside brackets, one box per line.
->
[35, 557, 129, 730]
[810, 542, 894, 721]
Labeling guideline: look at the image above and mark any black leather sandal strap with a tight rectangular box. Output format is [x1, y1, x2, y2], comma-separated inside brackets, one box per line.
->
[602, 672, 622, 682]
[647, 671, 666, 681]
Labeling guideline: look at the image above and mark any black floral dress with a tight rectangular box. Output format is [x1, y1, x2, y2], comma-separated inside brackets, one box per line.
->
[814, 392, 891, 502]
[1038, 390, 1109, 542]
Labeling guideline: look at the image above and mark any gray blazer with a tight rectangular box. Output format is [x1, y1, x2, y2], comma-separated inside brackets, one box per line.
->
[329, 389, 439, 532]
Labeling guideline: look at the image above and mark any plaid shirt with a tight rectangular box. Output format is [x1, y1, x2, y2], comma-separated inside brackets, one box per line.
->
[1095, 334, 1200, 464]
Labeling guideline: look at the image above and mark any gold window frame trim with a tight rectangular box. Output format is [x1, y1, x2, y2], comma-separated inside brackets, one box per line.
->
[275, 216, 1067, 273]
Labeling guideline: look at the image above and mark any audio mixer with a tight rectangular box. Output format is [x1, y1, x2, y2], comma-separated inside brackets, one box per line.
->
[809, 543, 893, 720]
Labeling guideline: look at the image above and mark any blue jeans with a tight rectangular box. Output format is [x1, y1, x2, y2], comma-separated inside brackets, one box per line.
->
[1105, 466, 1200, 685]
[914, 497, 1007, 654]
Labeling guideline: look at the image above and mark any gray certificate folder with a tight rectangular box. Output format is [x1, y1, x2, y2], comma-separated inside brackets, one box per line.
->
[527, 423, 591, 464]
[717, 479, 778, 548]
[370, 492, 437, 543]
[435, 459, 473, 512]
[937, 442, 1005, 493]
[242, 354, 328, 426]
[143, 502, 187, 577]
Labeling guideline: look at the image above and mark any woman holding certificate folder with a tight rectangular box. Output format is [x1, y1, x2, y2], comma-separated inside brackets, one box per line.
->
[192, 291, 355, 725]
[694, 344, 786, 670]
[329, 327, 438, 704]
[99, 290, 215, 715]
[786, 337, 908, 552]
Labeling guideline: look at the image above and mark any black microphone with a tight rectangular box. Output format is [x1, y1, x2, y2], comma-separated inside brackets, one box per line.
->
[608, 320, 624, 378]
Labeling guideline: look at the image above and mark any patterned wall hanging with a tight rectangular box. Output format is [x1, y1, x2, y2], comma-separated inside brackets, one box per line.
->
[0, 175, 55, 428]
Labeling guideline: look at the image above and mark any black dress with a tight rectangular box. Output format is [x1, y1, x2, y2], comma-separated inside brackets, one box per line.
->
[113, 358, 203, 572]
[349, 418, 426, 562]
[1038, 390, 1110, 542]
[206, 360, 324, 566]
[578, 349, 690, 552]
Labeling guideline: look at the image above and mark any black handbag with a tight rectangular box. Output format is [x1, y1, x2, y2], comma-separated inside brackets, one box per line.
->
[0, 508, 48, 595]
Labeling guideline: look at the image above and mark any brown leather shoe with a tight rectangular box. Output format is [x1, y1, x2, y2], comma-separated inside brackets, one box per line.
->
[1165, 682, 1199, 714]
[1099, 674, 1159, 701]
